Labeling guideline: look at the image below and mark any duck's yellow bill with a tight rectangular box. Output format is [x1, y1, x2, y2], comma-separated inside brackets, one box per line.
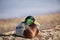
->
[34, 21, 40, 25]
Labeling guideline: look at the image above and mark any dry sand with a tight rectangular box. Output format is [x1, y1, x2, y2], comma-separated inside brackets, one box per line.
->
[0, 12, 60, 40]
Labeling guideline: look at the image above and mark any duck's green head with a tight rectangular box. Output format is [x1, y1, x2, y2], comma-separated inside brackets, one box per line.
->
[25, 16, 35, 25]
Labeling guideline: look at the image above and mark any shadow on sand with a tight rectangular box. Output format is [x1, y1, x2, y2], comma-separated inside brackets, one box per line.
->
[0, 33, 32, 39]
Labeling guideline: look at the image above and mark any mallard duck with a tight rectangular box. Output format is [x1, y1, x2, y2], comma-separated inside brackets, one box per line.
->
[16, 16, 40, 38]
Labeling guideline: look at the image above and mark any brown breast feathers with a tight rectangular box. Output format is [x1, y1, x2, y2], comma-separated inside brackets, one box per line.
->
[23, 24, 39, 38]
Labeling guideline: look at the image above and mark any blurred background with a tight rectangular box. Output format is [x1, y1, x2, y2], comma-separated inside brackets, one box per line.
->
[0, 0, 60, 19]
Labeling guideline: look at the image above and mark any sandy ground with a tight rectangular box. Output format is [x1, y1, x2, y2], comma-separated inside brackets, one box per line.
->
[0, 12, 60, 40]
